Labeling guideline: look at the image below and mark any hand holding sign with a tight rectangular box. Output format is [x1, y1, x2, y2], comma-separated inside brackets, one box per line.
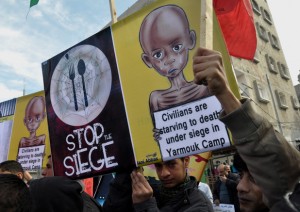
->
[193, 47, 228, 97]
[193, 48, 241, 115]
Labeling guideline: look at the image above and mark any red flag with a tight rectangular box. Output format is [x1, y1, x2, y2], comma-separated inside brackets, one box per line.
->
[213, 0, 257, 60]
[83, 178, 94, 197]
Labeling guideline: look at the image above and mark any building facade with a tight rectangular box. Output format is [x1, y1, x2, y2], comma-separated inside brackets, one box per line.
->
[232, 0, 300, 147]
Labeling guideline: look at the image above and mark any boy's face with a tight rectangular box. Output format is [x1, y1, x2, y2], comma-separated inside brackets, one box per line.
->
[42, 157, 53, 177]
[24, 100, 45, 133]
[141, 9, 195, 77]
[154, 157, 189, 188]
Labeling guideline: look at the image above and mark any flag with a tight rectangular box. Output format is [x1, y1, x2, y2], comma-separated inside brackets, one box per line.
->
[213, 0, 257, 60]
[27, 0, 39, 19]
[30, 0, 39, 8]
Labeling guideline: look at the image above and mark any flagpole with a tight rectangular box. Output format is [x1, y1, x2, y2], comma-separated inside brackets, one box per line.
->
[109, 0, 117, 24]
[200, 0, 213, 49]
[197, 0, 213, 180]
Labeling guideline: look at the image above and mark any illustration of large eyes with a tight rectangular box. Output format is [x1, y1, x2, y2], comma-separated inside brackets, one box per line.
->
[35, 115, 42, 122]
[153, 50, 164, 60]
[173, 44, 183, 52]
[25, 118, 33, 124]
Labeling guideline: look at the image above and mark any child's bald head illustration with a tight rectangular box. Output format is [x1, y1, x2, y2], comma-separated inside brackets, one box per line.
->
[139, 5, 196, 77]
[24, 96, 46, 133]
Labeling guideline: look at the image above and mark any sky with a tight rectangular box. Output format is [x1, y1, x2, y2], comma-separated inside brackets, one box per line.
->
[0, 0, 299, 103]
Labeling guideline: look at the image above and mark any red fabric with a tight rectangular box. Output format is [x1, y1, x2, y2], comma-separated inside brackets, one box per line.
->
[213, 0, 257, 60]
[83, 178, 94, 197]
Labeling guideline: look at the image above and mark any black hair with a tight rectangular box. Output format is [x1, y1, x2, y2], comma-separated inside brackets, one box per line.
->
[0, 160, 24, 174]
[233, 152, 248, 172]
[0, 174, 31, 212]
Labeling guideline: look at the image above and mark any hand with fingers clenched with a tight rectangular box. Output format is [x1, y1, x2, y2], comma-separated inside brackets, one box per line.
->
[131, 170, 153, 204]
[193, 47, 241, 114]
[193, 47, 229, 97]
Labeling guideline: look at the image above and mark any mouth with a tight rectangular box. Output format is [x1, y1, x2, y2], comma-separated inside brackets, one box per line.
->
[238, 197, 251, 205]
[161, 179, 173, 185]
[168, 69, 177, 74]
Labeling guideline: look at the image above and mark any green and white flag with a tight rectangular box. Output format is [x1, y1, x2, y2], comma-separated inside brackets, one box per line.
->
[30, 0, 39, 8]
[27, 0, 39, 18]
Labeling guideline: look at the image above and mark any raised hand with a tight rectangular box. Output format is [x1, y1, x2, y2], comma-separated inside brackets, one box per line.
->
[193, 47, 241, 114]
[131, 170, 153, 204]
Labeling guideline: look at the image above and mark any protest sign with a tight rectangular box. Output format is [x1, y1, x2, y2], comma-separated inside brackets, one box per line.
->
[154, 96, 230, 161]
[42, 28, 134, 178]
[213, 204, 235, 212]
[0, 98, 16, 162]
[42, 0, 239, 179]
[8, 91, 51, 171]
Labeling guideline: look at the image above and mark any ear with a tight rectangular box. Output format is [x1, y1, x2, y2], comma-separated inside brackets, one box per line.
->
[188, 30, 196, 49]
[183, 156, 190, 168]
[23, 118, 26, 126]
[16, 172, 24, 180]
[141, 53, 153, 68]
[42, 112, 46, 121]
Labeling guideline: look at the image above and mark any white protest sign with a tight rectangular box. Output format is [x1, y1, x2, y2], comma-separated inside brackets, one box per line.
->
[17, 145, 45, 170]
[213, 204, 235, 212]
[154, 96, 230, 160]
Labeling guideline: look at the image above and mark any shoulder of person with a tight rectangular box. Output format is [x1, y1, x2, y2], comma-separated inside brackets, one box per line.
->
[81, 191, 102, 212]
[228, 172, 239, 180]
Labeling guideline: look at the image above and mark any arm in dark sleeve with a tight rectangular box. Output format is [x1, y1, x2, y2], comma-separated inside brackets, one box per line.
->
[220, 99, 300, 208]
[103, 172, 134, 212]
[225, 173, 239, 189]
[212, 181, 219, 201]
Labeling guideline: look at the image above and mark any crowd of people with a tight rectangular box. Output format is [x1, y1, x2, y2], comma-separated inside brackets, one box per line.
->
[0, 47, 299, 212]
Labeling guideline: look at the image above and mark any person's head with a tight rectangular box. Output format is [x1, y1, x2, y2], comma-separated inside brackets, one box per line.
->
[42, 155, 53, 177]
[217, 164, 227, 177]
[23, 96, 46, 134]
[30, 176, 83, 212]
[0, 174, 31, 212]
[154, 156, 189, 188]
[234, 153, 268, 212]
[0, 160, 24, 180]
[225, 164, 231, 173]
[139, 5, 196, 78]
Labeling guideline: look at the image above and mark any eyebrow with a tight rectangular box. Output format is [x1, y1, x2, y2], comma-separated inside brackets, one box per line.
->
[169, 38, 182, 46]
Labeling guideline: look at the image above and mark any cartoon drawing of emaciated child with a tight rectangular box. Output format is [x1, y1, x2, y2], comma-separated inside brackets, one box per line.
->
[139, 5, 210, 113]
[139, 5, 210, 138]
[19, 96, 46, 148]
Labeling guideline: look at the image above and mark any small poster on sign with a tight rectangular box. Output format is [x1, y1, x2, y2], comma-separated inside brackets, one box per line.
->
[213, 204, 235, 212]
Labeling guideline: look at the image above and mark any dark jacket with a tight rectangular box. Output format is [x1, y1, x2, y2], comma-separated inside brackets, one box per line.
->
[103, 173, 213, 212]
[220, 99, 300, 212]
[213, 173, 240, 212]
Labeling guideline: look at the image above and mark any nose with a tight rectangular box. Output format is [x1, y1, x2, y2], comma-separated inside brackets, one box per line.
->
[164, 57, 175, 66]
[41, 169, 46, 177]
[160, 165, 171, 178]
[237, 176, 250, 193]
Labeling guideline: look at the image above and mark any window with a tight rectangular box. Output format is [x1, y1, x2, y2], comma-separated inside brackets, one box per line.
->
[254, 80, 270, 103]
[253, 50, 260, 63]
[256, 22, 268, 42]
[265, 54, 277, 74]
[235, 70, 250, 97]
[275, 90, 288, 110]
[268, 33, 280, 50]
[251, 0, 261, 15]
[277, 62, 290, 80]
[261, 7, 272, 24]
[291, 96, 300, 109]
